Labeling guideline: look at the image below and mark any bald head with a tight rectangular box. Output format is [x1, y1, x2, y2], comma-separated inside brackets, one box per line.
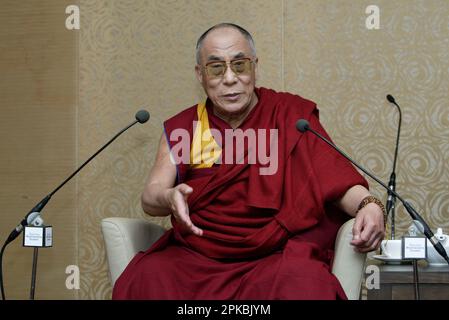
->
[195, 23, 256, 64]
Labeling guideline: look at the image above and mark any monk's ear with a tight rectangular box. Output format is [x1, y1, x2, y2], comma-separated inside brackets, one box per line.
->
[253, 57, 259, 80]
[195, 65, 203, 84]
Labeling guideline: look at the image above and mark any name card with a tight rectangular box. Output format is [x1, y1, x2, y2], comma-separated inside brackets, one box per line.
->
[23, 226, 53, 248]
[402, 236, 427, 260]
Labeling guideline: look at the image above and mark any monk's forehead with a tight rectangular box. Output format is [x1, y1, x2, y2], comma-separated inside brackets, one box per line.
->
[200, 27, 252, 59]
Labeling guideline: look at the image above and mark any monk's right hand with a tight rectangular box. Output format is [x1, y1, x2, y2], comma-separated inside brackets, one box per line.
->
[164, 184, 203, 236]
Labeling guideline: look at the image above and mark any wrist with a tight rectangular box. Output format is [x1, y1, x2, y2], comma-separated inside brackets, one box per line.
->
[356, 195, 387, 225]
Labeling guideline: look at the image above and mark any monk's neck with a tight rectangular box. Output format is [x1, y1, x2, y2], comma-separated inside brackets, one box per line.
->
[212, 94, 258, 129]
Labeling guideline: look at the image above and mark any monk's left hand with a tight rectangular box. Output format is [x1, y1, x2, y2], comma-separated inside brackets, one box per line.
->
[351, 203, 385, 253]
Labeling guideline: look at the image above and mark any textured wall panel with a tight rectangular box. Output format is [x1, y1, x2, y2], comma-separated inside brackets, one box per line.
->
[284, 0, 449, 239]
[0, 1, 77, 299]
[78, 0, 449, 299]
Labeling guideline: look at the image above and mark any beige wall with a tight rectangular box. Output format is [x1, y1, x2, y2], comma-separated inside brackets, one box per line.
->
[0, 1, 77, 299]
[1, 0, 448, 300]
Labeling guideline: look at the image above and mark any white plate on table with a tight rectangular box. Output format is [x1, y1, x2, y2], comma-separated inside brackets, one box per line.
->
[373, 255, 411, 264]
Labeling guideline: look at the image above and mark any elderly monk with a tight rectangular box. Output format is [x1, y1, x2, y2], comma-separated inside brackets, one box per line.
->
[112, 23, 386, 300]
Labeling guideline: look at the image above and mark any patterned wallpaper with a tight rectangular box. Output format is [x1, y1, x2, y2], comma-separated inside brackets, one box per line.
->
[78, 0, 449, 299]
[0, 0, 78, 299]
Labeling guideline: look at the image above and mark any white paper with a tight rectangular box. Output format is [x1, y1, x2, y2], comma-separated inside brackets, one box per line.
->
[403, 237, 427, 259]
[24, 227, 44, 247]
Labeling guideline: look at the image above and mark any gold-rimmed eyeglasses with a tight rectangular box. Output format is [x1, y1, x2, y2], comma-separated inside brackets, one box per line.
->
[203, 58, 254, 79]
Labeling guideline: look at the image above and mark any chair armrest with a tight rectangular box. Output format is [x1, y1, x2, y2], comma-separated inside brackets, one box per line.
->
[101, 217, 166, 285]
[332, 218, 367, 300]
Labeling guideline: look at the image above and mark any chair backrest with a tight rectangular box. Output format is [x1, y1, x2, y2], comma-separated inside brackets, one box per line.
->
[331, 218, 367, 300]
[101, 217, 165, 285]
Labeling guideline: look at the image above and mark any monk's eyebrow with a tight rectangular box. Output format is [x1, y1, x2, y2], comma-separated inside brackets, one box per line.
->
[205, 52, 247, 62]
[232, 52, 246, 59]
[206, 55, 224, 62]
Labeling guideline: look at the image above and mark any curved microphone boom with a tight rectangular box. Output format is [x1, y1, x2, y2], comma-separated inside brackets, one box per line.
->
[385, 94, 402, 239]
[296, 119, 449, 265]
[0, 109, 150, 300]
[3, 109, 150, 246]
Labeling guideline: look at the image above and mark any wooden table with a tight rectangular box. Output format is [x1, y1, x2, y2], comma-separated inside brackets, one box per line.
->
[366, 259, 449, 300]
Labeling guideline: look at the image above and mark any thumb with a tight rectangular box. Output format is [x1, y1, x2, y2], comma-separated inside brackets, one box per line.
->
[178, 184, 193, 196]
[351, 215, 364, 243]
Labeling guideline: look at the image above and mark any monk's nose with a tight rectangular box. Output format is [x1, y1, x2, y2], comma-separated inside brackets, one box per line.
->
[222, 65, 238, 85]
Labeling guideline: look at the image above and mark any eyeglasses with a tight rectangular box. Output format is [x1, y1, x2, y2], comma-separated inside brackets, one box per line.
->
[203, 58, 253, 79]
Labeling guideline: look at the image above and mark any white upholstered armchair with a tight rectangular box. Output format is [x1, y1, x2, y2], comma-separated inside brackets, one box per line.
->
[101, 217, 367, 300]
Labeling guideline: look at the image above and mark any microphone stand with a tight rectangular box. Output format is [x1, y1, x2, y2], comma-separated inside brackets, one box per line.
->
[296, 119, 449, 266]
[386, 95, 402, 239]
[0, 110, 149, 300]
[413, 260, 420, 300]
[30, 247, 39, 300]
[385, 97, 420, 298]
[408, 223, 421, 300]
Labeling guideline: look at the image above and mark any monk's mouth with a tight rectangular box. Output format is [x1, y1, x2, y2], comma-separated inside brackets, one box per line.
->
[222, 93, 241, 100]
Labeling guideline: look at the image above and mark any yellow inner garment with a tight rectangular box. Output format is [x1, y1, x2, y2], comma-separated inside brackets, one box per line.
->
[190, 102, 222, 168]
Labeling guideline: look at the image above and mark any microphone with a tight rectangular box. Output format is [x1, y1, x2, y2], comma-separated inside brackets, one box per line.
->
[386, 94, 395, 104]
[296, 119, 309, 132]
[296, 119, 449, 265]
[1, 109, 150, 300]
[4, 109, 150, 246]
[136, 109, 150, 123]
[385, 94, 402, 239]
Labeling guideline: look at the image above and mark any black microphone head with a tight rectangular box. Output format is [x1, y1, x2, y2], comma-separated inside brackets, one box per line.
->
[386, 94, 396, 104]
[296, 119, 310, 133]
[135, 109, 150, 123]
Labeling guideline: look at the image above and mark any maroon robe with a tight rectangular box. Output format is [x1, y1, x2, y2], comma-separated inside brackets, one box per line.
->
[112, 87, 368, 299]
